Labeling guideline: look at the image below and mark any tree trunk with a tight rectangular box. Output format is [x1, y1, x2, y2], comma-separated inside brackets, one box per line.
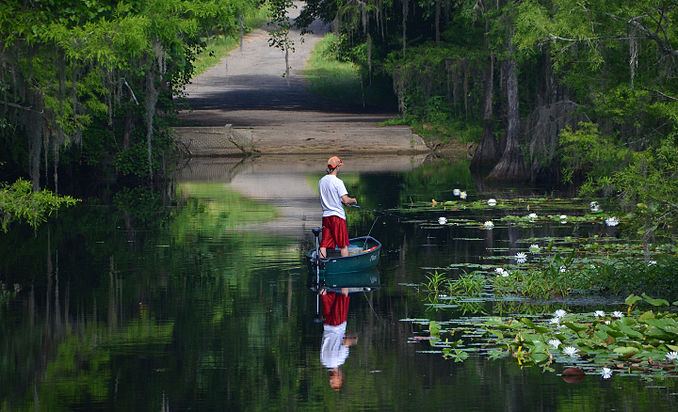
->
[402, 0, 408, 57]
[122, 111, 135, 150]
[144, 70, 158, 181]
[435, 1, 440, 44]
[488, 42, 528, 180]
[26, 90, 43, 191]
[472, 52, 498, 170]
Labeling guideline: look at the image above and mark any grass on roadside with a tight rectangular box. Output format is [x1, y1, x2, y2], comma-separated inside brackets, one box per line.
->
[382, 115, 482, 146]
[303, 33, 394, 107]
[192, 6, 271, 76]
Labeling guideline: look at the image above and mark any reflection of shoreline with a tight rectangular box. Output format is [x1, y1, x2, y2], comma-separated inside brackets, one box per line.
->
[174, 154, 428, 181]
[175, 155, 427, 238]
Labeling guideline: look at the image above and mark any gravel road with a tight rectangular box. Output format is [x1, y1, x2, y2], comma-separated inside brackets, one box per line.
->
[177, 2, 427, 155]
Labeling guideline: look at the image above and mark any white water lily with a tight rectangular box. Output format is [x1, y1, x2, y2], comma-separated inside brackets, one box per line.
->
[649, 260, 657, 266]
[529, 244, 540, 253]
[563, 346, 578, 357]
[605, 217, 619, 226]
[459, 191, 467, 200]
[453, 188, 461, 196]
[515, 252, 527, 264]
[548, 339, 561, 349]
[495, 267, 507, 276]
[601, 367, 613, 379]
[590, 201, 600, 212]
[594, 310, 605, 318]
[484, 220, 494, 229]
[549, 317, 561, 325]
[528, 212, 538, 220]
[560, 215, 568, 224]
[554, 309, 567, 318]
[666, 352, 678, 362]
[487, 198, 497, 206]
[438, 217, 447, 225]
[612, 311, 624, 318]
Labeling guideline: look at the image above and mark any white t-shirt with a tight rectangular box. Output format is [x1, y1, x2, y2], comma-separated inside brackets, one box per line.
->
[320, 322, 349, 369]
[319, 175, 348, 220]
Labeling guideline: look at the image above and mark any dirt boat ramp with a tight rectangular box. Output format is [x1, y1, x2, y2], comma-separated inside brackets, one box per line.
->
[175, 2, 427, 157]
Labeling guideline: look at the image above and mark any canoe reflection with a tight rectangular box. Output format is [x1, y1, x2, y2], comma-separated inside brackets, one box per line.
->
[311, 268, 380, 291]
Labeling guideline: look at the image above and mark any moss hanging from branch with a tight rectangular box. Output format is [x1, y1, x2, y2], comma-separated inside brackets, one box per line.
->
[0, 178, 78, 232]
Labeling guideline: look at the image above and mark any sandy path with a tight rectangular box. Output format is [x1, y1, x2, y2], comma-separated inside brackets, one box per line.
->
[176, 2, 427, 155]
[175, 3, 429, 239]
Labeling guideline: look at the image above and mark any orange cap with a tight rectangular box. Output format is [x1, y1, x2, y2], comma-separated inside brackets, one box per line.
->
[327, 156, 344, 169]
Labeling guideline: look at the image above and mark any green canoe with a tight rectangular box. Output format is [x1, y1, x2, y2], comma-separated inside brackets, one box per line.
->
[306, 235, 382, 277]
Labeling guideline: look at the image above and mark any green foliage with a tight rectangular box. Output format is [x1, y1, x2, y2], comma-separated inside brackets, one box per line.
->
[559, 122, 633, 186]
[114, 143, 152, 177]
[113, 186, 166, 229]
[0, 0, 269, 190]
[561, 124, 678, 242]
[303, 33, 364, 102]
[304, 33, 394, 106]
[481, 296, 678, 379]
[0, 179, 79, 232]
[447, 271, 486, 297]
[423, 270, 449, 297]
[192, 4, 271, 76]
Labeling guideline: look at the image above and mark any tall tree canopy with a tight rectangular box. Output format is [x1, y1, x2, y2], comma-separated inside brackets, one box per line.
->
[298, 0, 677, 240]
[0, 0, 264, 192]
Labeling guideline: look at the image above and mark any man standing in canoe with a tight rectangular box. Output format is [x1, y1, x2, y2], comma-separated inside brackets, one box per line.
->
[319, 156, 357, 258]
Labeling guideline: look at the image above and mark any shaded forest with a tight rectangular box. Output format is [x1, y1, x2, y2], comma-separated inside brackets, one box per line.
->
[297, 0, 677, 241]
[0, 0, 267, 193]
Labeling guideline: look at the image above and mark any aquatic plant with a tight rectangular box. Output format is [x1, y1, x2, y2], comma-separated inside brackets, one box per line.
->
[478, 294, 678, 378]
[515, 252, 527, 264]
[423, 271, 450, 298]
[605, 217, 620, 226]
[447, 271, 486, 297]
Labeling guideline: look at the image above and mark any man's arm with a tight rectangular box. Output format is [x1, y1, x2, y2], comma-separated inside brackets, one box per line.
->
[341, 194, 357, 205]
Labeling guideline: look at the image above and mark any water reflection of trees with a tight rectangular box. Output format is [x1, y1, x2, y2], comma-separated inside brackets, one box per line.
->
[1, 176, 677, 410]
[0, 186, 300, 410]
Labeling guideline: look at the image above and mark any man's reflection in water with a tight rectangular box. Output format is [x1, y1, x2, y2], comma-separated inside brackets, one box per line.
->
[319, 288, 358, 390]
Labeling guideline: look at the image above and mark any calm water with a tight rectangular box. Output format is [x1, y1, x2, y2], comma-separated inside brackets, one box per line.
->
[1, 155, 676, 411]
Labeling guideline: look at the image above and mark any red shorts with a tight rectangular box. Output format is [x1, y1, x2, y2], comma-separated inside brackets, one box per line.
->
[321, 216, 349, 249]
[322, 292, 350, 326]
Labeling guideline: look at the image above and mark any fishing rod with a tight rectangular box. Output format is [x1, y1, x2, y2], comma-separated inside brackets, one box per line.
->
[349, 204, 410, 221]
[350, 204, 411, 250]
